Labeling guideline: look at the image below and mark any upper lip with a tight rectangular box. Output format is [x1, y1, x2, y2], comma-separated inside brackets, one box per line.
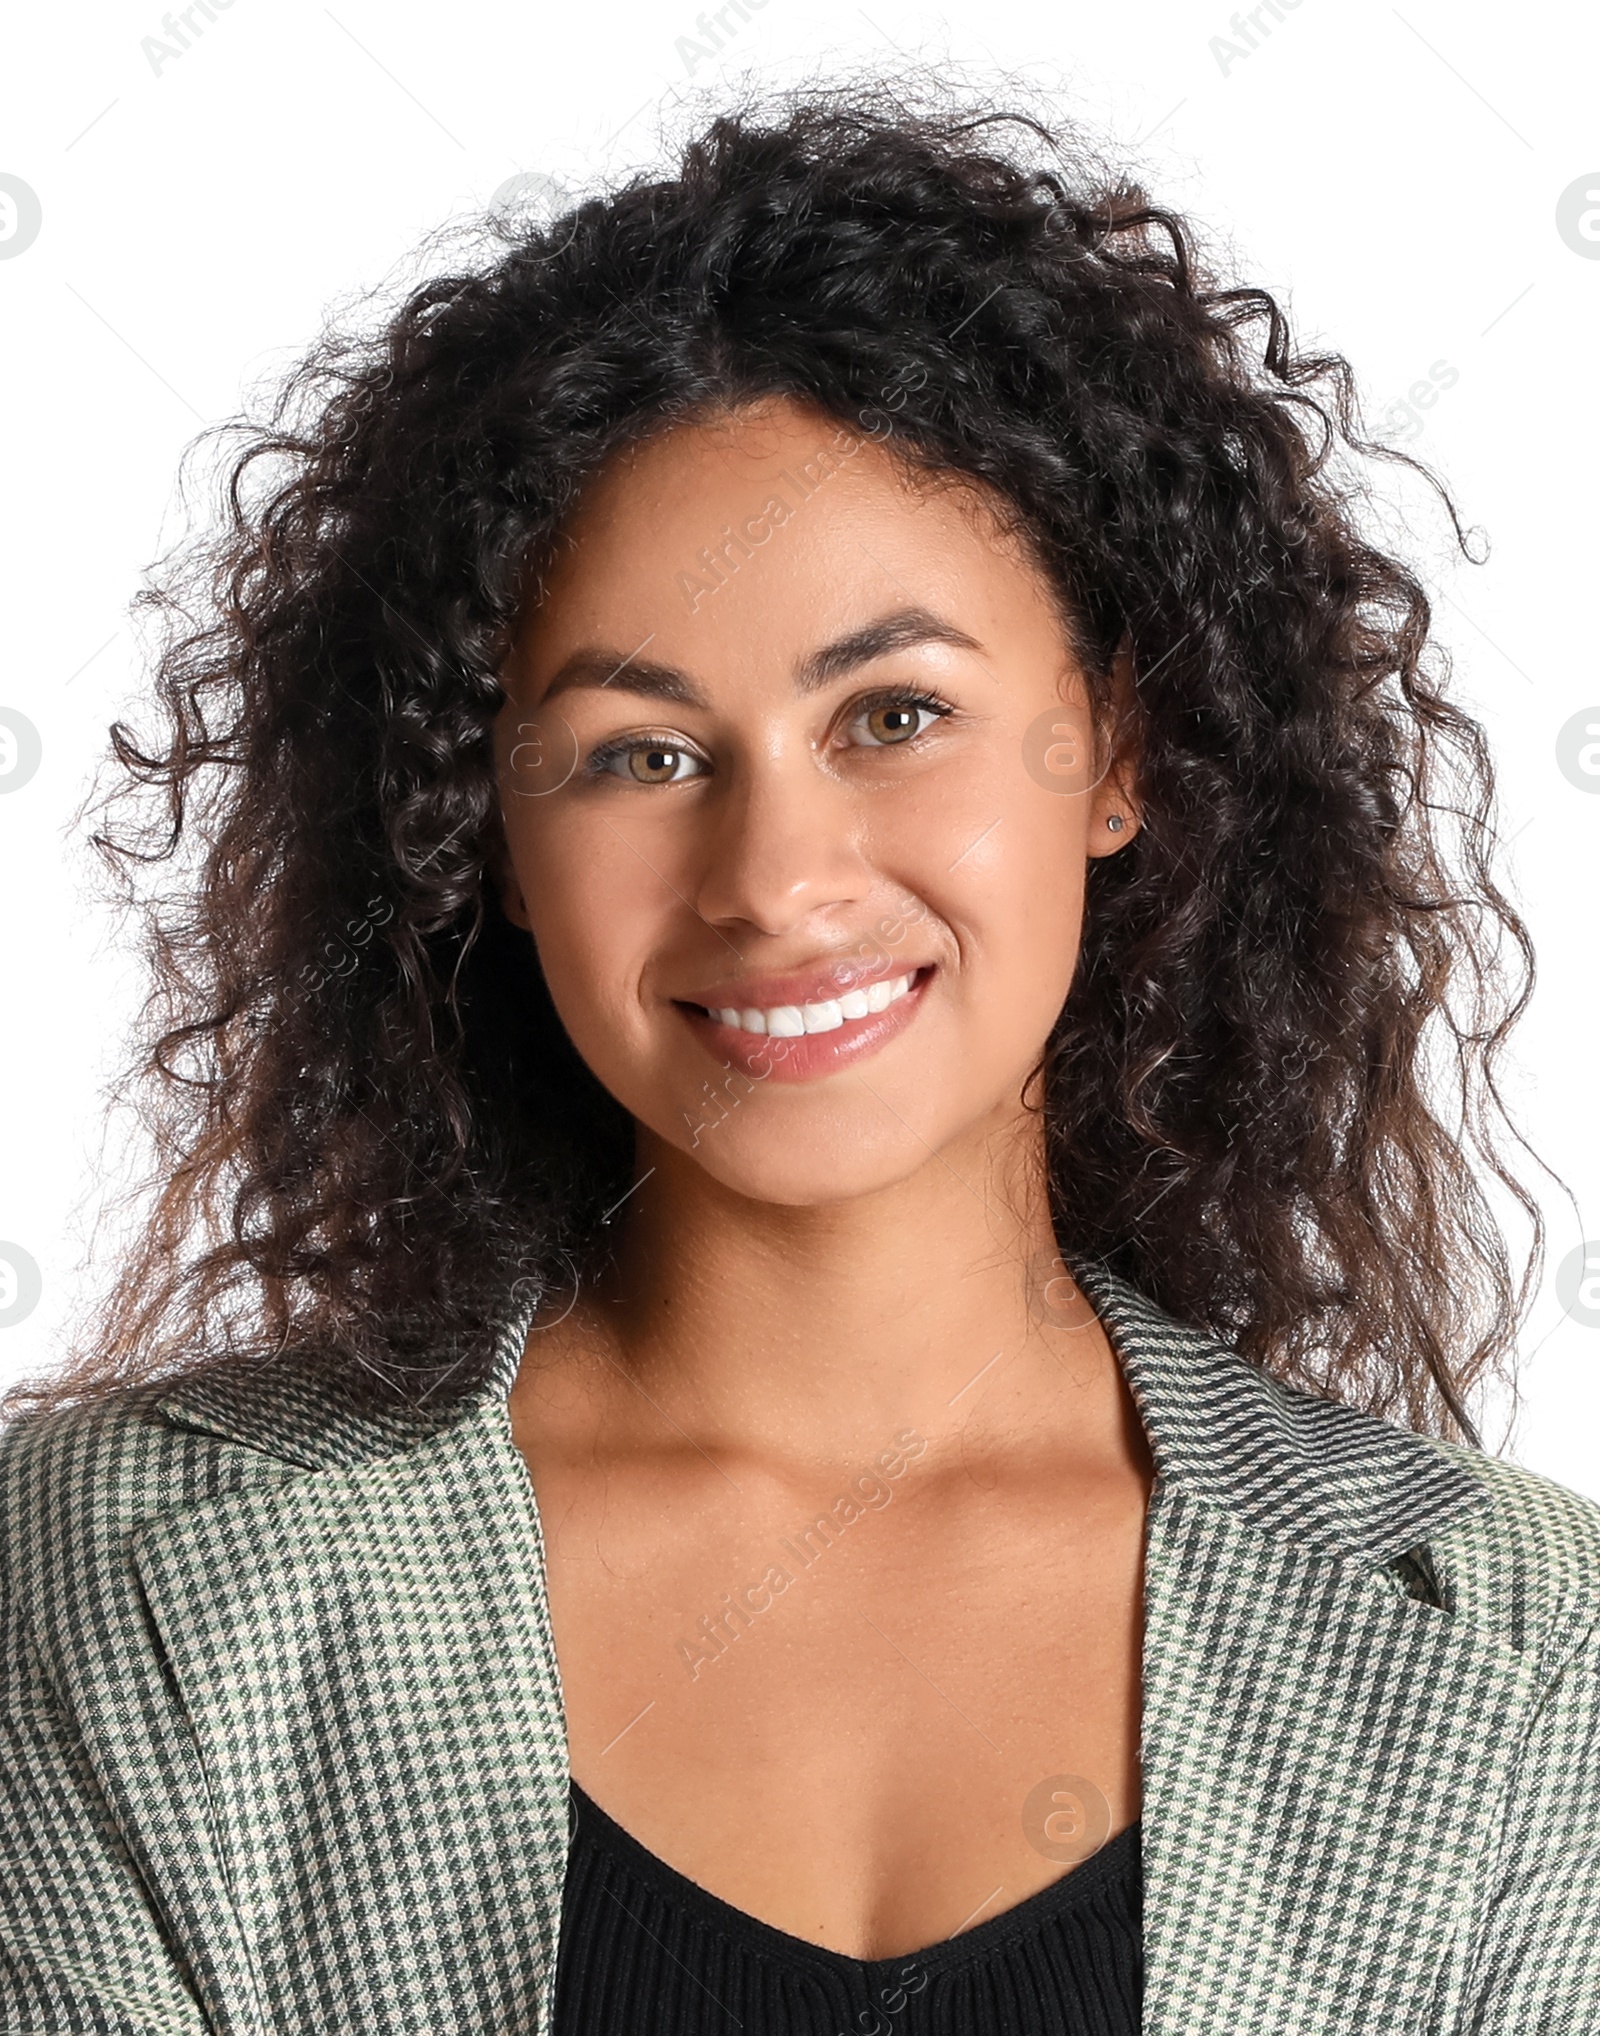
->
[677, 958, 932, 1012]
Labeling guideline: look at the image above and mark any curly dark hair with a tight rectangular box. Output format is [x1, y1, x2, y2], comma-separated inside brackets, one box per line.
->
[7, 76, 1549, 1443]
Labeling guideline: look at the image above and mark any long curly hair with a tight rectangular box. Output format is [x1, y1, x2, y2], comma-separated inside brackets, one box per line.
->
[7, 78, 1548, 1443]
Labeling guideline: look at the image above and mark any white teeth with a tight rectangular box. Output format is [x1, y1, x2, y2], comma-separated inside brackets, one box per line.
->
[704, 972, 917, 1035]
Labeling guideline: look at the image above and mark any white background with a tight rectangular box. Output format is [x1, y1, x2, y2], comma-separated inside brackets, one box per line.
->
[2, 0, 1596, 1491]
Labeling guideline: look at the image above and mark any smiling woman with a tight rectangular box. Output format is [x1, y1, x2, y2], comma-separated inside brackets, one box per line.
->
[3, 75, 1599, 2036]
[490, 401, 1136, 1186]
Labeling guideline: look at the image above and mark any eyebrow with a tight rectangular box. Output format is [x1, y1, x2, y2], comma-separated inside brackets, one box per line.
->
[534, 606, 986, 708]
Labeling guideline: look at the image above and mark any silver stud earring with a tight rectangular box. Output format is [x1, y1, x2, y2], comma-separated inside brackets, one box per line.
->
[1106, 813, 1126, 833]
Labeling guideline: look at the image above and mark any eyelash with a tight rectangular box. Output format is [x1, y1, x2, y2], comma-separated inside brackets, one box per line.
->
[582, 689, 956, 782]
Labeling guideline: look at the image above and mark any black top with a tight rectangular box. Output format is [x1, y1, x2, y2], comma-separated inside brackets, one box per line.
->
[552, 1780, 1143, 2034]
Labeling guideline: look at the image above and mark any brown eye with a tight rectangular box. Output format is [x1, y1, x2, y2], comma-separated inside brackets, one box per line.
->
[859, 700, 936, 749]
[865, 704, 922, 745]
[843, 693, 948, 750]
[591, 738, 706, 785]
[629, 744, 687, 783]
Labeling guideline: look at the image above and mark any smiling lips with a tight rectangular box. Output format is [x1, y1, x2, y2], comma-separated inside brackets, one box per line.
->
[678, 965, 933, 1082]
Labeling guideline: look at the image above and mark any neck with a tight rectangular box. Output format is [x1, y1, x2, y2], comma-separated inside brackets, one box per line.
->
[529, 1106, 1134, 1479]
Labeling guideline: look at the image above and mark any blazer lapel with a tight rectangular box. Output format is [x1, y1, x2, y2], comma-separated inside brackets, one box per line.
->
[1070, 1260, 1550, 2035]
[134, 1292, 567, 2036]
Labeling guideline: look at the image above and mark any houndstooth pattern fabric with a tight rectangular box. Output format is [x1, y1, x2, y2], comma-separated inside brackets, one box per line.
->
[3, 1259, 1598, 2033]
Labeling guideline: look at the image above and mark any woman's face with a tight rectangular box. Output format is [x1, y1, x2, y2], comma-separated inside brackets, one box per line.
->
[492, 395, 1137, 1206]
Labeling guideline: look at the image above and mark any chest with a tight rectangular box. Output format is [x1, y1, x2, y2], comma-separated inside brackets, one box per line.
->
[525, 1441, 1149, 1959]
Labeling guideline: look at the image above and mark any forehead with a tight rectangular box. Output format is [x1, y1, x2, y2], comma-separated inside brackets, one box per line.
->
[518, 395, 1066, 661]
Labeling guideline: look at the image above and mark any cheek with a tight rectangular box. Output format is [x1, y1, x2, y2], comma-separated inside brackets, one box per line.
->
[507, 809, 666, 1070]
[917, 773, 1090, 1038]
[969, 866, 1084, 1043]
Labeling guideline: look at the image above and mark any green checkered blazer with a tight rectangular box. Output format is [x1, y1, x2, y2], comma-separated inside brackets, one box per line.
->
[4, 1260, 1600, 2033]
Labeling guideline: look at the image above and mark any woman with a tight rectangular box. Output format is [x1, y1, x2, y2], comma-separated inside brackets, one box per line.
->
[3, 84, 1597, 2036]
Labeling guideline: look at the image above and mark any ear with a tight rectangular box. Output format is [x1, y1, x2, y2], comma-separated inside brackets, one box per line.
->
[1085, 633, 1144, 859]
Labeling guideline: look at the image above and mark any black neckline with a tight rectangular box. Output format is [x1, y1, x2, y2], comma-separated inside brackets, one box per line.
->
[567, 1779, 1140, 1981]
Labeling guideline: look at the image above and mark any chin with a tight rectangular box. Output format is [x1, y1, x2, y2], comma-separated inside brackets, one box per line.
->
[660, 1107, 953, 1209]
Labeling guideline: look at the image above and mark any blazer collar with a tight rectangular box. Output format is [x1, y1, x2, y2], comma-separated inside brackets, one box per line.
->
[151, 1293, 542, 1470]
[1066, 1255, 1490, 1561]
[153, 1254, 1490, 1560]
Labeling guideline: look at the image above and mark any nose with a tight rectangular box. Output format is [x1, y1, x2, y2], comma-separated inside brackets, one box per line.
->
[689, 746, 873, 938]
